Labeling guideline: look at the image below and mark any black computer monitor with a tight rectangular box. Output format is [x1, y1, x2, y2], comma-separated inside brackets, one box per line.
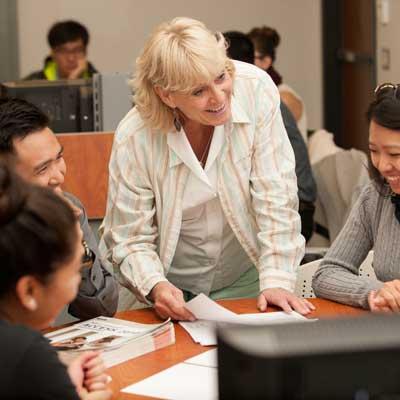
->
[0, 79, 94, 133]
[218, 314, 400, 399]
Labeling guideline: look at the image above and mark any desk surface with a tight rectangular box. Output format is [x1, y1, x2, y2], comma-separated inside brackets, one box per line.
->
[107, 298, 367, 399]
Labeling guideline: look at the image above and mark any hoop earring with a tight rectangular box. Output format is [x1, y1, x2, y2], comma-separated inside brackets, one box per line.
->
[173, 108, 182, 131]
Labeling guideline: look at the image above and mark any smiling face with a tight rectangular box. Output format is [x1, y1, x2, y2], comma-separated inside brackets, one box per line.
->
[369, 119, 400, 194]
[12, 127, 66, 190]
[157, 70, 233, 130]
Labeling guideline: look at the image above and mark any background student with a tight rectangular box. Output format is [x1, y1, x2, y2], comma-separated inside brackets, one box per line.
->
[0, 165, 111, 399]
[312, 83, 400, 311]
[25, 20, 97, 80]
[248, 26, 308, 143]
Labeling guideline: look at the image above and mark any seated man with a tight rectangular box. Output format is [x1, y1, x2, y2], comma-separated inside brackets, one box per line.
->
[0, 98, 118, 320]
[25, 20, 97, 80]
[224, 31, 317, 241]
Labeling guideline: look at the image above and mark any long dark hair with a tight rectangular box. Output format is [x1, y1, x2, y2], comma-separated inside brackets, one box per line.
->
[367, 85, 400, 193]
[0, 165, 78, 297]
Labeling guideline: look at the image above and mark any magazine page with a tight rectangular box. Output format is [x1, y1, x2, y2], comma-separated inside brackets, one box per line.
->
[46, 316, 171, 352]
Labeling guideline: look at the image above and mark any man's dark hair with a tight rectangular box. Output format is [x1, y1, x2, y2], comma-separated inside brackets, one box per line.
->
[48, 20, 89, 48]
[224, 31, 255, 65]
[0, 164, 78, 297]
[0, 98, 49, 155]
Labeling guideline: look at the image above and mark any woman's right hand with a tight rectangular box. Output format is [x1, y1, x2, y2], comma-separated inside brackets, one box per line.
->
[67, 352, 112, 400]
[149, 281, 196, 321]
[368, 280, 400, 312]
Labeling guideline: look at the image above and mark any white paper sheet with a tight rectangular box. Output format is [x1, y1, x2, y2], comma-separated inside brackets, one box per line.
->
[236, 311, 309, 325]
[179, 320, 217, 346]
[184, 293, 237, 322]
[122, 349, 218, 400]
[185, 349, 218, 367]
[180, 294, 312, 345]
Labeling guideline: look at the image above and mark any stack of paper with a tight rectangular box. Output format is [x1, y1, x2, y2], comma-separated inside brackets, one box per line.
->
[180, 294, 313, 346]
[45, 316, 175, 367]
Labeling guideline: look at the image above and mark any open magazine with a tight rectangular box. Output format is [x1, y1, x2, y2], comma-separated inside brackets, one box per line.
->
[45, 316, 175, 367]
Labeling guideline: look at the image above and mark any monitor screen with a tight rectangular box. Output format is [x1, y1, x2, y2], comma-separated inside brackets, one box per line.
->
[0, 79, 93, 133]
[217, 314, 400, 399]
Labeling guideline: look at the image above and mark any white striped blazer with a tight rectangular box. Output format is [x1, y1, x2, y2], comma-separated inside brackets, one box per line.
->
[99, 61, 304, 302]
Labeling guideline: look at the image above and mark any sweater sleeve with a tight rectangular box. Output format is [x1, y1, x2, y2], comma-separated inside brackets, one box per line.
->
[312, 185, 383, 309]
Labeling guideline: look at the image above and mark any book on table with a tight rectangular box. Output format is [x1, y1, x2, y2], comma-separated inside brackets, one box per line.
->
[45, 316, 175, 367]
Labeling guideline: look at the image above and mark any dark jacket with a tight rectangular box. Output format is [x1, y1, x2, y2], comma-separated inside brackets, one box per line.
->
[24, 56, 97, 80]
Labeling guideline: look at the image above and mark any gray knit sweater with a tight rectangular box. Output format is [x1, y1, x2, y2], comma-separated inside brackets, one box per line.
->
[312, 182, 400, 309]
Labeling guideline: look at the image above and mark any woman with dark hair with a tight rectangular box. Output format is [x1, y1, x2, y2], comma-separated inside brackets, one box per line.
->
[248, 26, 308, 143]
[0, 166, 111, 399]
[312, 83, 400, 312]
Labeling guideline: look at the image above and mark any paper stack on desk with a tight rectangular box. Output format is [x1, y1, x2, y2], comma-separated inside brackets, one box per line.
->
[180, 293, 313, 346]
[46, 316, 175, 367]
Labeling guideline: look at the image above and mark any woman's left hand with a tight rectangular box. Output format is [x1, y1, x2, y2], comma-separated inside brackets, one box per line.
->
[257, 288, 315, 315]
[67, 351, 109, 393]
[369, 280, 400, 313]
[81, 351, 110, 392]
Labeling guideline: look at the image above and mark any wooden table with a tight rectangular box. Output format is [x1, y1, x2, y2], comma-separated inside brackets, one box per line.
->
[107, 298, 367, 399]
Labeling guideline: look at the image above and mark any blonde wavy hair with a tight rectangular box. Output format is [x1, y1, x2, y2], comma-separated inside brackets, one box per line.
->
[132, 17, 235, 133]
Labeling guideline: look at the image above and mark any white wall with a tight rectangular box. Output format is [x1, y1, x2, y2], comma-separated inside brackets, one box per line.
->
[376, 0, 400, 85]
[17, 0, 322, 129]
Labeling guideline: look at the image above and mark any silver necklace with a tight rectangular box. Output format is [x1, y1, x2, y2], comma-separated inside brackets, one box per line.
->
[199, 133, 213, 168]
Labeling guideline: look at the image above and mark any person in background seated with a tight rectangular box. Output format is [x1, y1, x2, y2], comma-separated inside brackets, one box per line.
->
[248, 26, 308, 143]
[25, 20, 97, 81]
[312, 83, 400, 312]
[223, 31, 316, 242]
[100, 17, 315, 321]
[0, 165, 111, 400]
[0, 98, 118, 320]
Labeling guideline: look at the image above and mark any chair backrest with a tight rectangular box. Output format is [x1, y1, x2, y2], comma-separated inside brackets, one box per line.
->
[311, 148, 369, 243]
[295, 251, 376, 298]
[295, 259, 321, 298]
[358, 251, 376, 279]
[58, 132, 114, 219]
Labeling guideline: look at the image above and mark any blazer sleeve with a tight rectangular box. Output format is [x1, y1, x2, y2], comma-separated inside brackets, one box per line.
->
[99, 130, 168, 303]
[250, 74, 305, 292]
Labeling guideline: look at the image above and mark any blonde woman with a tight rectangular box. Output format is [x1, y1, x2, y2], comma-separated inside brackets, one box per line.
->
[100, 17, 314, 320]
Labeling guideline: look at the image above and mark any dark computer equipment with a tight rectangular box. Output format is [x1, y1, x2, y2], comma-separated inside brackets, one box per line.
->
[218, 314, 400, 399]
[0, 79, 94, 133]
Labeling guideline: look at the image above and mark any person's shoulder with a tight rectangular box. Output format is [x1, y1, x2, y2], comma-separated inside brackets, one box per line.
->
[63, 191, 84, 210]
[233, 60, 267, 79]
[114, 107, 148, 145]
[358, 181, 388, 208]
[87, 61, 98, 75]
[23, 70, 46, 80]
[0, 320, 43, 357]
[233, 60, 280, 103]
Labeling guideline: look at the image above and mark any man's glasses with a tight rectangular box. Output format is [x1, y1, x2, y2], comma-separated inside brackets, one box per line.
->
[54, 45, 86, 57]
[374, 82, 400, 99]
